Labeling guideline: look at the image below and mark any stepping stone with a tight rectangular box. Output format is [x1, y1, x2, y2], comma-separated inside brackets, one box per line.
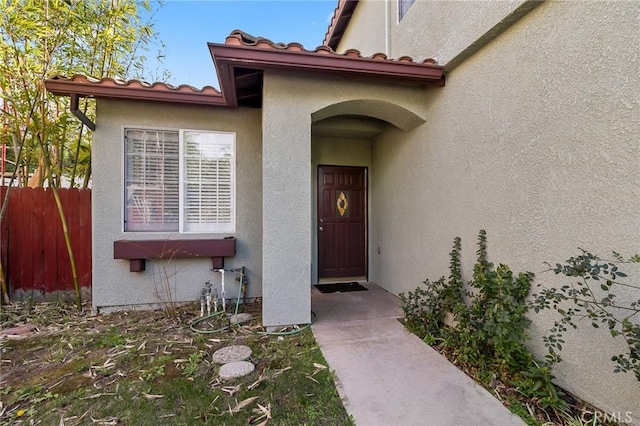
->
[219, 361, 255, 380]
[212, 345, 252, 364]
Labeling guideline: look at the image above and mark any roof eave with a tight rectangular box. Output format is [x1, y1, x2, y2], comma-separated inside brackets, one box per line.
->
[209, 43, 445, 84]
[44, 78, 227, 107]
[209, 42, 444, 108]
[324, 0, 360, 50]
[209, 48, 239, 108]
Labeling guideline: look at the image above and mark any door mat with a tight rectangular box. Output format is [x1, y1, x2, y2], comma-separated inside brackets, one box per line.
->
[314, 282, 368, 293]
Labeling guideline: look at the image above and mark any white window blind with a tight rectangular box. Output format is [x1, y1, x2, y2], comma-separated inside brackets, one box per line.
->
[181, 130, 235, 233]
[125, 129, 180, 232]
[124, 128, 235, 233]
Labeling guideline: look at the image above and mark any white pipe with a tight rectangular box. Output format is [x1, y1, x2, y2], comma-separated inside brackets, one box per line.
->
[385, 0, 390, 56]
[204, 281, 212, 315]
[214, 269, 226, 312]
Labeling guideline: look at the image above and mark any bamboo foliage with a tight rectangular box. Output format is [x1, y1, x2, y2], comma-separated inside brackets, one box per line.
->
[0, 0, 165, 306]
[0, 0, 162, 188]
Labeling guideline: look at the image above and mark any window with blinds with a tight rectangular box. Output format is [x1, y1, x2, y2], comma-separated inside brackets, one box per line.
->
[181, 130, 234, 233]
[124, 128, 235, 233]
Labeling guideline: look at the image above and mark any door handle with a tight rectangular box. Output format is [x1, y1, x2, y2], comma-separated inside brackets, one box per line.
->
[319, 226, 324, 231]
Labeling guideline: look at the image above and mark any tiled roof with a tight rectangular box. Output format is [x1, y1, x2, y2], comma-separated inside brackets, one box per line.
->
[45, 75, 225, 106]
[324, 0, 359, 50]
[46, 30, 444, 110]
[223, 30, 438, 66]
[208, 30, 443, 108]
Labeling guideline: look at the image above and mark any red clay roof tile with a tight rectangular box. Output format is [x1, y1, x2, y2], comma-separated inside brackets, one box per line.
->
[45, 30, 444, 110]
[45, 75, 224, 106]
[209, 30, 444, 108]
[223, 29, 439, 66]
[50, 74, 220, 95]
[324, 0, 359, 50]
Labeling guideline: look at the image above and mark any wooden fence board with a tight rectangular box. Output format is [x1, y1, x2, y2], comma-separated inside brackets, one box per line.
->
[0, 187, 7, 283]
[78, 189, 92, 286]
[32, 188, 46, 290]
[0, 187, 92, 298]
[56, 189, 71, 290]
[18, 188, 33, 291]
[43, 189, 59, 292]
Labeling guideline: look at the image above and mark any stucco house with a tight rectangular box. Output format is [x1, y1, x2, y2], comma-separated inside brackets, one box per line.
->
[46, 0, 639, 420]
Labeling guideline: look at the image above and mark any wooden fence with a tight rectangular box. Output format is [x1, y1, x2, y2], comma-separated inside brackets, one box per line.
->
[0, 187, 91, 299]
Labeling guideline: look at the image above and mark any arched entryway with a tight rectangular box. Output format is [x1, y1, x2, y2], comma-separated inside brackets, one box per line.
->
[310, 99, 425, 284]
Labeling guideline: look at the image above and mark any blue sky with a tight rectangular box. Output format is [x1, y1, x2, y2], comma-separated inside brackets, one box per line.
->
[144, 1, 338, 89]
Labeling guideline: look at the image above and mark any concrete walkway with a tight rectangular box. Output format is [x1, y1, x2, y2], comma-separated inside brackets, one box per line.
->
[311, 283, 524, 426]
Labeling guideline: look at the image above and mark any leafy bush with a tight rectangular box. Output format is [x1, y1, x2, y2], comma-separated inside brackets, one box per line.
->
[532, 250, 640, 380]
[400, 230, 566, 412]
[399, 237, 465, 336]
[401, 233, 640, 422]
[453, 230, 534, 371]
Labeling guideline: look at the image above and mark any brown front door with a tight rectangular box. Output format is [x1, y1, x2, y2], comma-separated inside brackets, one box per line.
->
[318, 166, 367, 278]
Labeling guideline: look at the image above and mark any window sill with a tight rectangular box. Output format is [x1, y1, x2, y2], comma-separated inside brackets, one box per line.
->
[113, 237, 236, 272]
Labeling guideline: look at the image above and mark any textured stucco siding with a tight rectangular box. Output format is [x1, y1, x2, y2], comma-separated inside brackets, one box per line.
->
[261, 71, 429, 326]
[391, 0, 531, 67]
[367, 0, 639, 418]
[337, 0, 532, 69]
[261, 77, 313, 327]
[311, 136, 373, 283]
[92, 100, 262, 310]
[337, 0, 386, 56]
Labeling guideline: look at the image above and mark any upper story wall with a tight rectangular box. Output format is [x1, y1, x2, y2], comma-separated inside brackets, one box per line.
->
[337, 0, 535, 69]
[338, 0, 386, 57]
[363, 0, 639, 417]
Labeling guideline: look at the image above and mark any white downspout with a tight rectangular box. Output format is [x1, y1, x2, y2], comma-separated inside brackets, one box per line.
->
[385, 0, 391, 56]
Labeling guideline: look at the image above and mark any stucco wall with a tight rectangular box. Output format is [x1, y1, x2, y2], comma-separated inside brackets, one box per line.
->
[391, 0, 531, 67]
[261, 71, 430, 326]
[261, 78, 313, 327]
[311, 136, 373, 283]
[366, 0, 639, 418]
[337, 0, 533, 69]
[92, 100, 262, 311]
[338, 0, 386, 56]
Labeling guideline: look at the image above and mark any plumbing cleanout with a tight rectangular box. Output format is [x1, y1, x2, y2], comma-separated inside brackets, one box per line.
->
[200, 267, 248, 316]
[212, 268, 226, 311]
[189, 266, 316, 335]
[191, 268, 247, 334]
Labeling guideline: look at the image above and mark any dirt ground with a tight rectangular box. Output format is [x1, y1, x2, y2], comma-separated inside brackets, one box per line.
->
[0, 301, 351, 425]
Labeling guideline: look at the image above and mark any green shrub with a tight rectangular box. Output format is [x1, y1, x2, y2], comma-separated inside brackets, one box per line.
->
[532, 250, 640, 381]
[400, 230, 566, 412]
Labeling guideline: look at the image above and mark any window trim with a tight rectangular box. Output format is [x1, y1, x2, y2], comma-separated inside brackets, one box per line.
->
[121, 126, 236, 234]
